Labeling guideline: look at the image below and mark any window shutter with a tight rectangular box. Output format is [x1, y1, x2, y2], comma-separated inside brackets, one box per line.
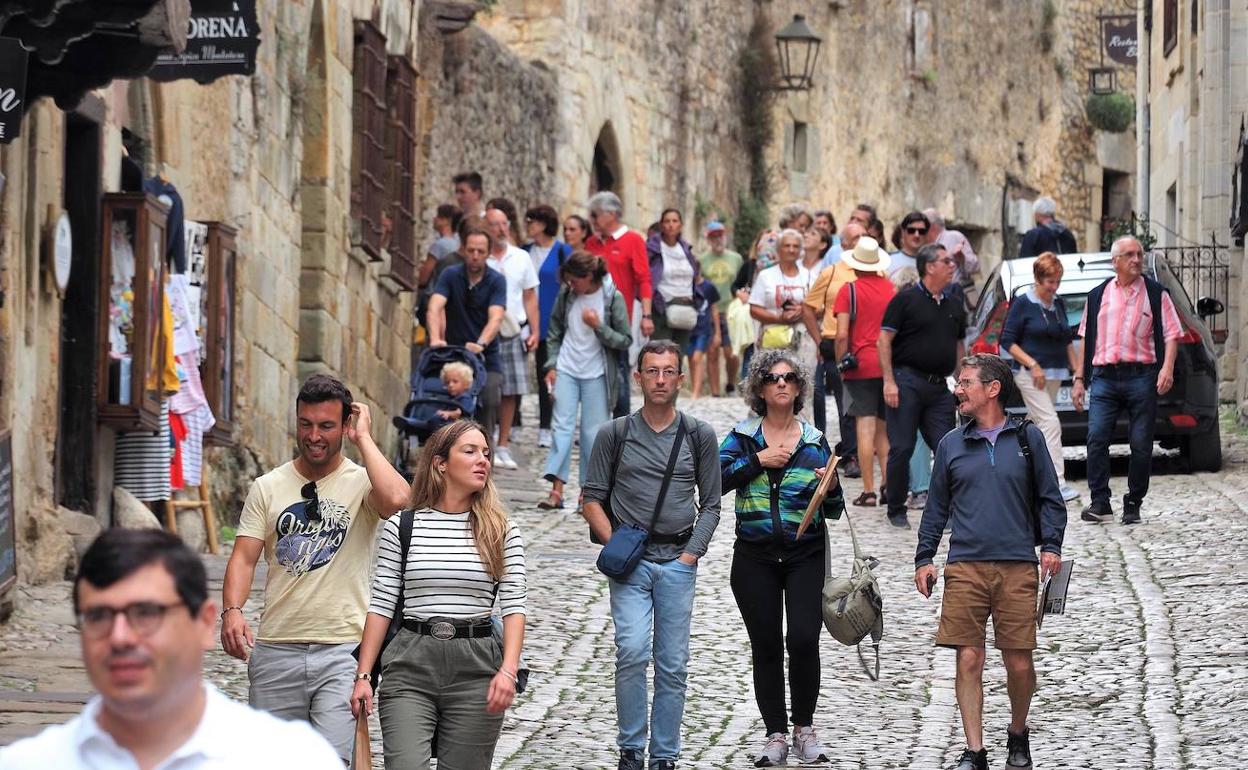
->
[385, 55, 418, 290]
[350, 20, 387, 260]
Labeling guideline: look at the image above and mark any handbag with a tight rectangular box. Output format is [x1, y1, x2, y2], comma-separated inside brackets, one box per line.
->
[759, 323, 795, 349]
[663, 297, 699, 331]
[596, 416, 687, 580]
[351, 509, 415, 687]
[821, 507, 884, 680]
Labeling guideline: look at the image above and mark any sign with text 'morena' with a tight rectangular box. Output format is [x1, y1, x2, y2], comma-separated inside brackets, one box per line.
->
[148, 0, 260, 84]
[1103, 16, 1138, 66]
[0, 37, 29, 145]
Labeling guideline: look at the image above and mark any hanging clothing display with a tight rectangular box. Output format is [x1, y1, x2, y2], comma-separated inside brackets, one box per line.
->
[115, 402, 172, 502]
[143, 176, 187, 273]
[170, 352, 216, 488]
[170, 412, 188, 491]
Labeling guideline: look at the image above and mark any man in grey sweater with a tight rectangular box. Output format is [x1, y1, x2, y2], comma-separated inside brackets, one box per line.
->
[583, 339, 722, 770]
[914, 353, 1066, 770]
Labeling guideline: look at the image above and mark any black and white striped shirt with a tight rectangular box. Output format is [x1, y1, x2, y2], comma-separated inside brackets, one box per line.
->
[368, 509, 526, 621]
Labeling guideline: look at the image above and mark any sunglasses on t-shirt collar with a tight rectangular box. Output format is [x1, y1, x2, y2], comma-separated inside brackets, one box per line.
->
[301, 481, 321, 522]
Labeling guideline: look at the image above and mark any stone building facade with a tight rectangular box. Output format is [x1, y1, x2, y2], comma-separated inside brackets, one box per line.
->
[1140, 0, 1247, 417]
[0, 0, 421, 603]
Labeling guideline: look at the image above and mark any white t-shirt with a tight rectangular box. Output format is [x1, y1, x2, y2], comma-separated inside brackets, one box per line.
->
[529, 243, 553, 274]
[236, 458, 379, 643]
[749, 263, 811, 313]
[558, 288, 607, 379]
[488, 244, 540, 327]
[657, 241, 695, 302]
[0, 684, 343, 770]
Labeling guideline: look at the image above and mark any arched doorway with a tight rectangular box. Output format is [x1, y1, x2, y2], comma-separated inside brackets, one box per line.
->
[590, 121, 622, 201]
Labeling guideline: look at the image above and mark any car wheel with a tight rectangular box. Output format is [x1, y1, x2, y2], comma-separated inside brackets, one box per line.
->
[1182, 421, 1222, 472]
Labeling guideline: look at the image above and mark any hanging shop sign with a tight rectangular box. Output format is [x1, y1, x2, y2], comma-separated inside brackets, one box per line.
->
[148, 0, 260, 84]
[0, 37, 29, 145]
[1103, 16, 1138, 66]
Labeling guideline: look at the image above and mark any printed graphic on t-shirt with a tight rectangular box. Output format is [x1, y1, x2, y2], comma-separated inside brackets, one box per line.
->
[273, 496, 351, 577]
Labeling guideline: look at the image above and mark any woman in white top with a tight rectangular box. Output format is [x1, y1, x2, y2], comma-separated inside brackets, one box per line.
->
[352, 420, 526, 770]
[645, 208, 699, 349]
[537, 251, 633, 511]
[751, 229, 820, 420]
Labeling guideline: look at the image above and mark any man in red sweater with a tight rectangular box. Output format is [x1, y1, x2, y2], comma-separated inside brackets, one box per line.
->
[587, 190, 653, 417]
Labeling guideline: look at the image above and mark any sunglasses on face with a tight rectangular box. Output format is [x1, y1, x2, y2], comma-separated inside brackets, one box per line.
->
[301, 481, 321, 522]
[905, 227, 929, 236]
[762, 371, 799, 385]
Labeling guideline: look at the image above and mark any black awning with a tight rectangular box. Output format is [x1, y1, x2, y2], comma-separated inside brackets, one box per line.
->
[0, 0, 189, 108]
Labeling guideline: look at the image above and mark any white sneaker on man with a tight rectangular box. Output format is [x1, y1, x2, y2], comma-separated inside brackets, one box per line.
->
[494, 445, 519, 470]
[1059, 483, 1080, 503]
[538, 429, 552, 448]
[791, 725, 828, 764]
[753, 732, 789, 767]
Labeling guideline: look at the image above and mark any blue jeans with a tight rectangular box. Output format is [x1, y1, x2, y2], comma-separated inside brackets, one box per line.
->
[885, 367, 955, 519]
[909, 432, 931, 494]
[1087, 367, 1159, 505]
[542, 372, 610, 486]
[609, 558, 699, 762]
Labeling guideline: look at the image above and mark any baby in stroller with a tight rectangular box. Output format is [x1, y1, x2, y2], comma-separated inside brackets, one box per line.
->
[392, 355, 482, 442]
[431, 361, 475, 421]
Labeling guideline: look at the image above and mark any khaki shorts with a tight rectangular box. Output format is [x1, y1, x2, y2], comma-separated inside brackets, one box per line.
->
[935, 561, 1038, 650]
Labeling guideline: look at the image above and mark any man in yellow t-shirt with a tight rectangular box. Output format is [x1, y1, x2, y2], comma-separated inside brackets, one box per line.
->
[220, 374, 410, 761]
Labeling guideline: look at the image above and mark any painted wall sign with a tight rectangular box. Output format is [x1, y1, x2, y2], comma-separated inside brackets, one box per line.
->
[1104, 18, 1138, 66]
[0, 37, 29, 145]
[148, 0, 260, 83]
[52, 212, 73, 294]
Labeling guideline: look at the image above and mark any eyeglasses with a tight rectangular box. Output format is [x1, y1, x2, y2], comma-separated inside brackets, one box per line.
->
[954, 378, 990, 390]
[78, 601, 188, 639]
[762, 371, 800, 385]
[301, 481, 321, 522]
[642, 367, 680, 379]
[936, 257, 957, 266]
[905, 227, 929, 236]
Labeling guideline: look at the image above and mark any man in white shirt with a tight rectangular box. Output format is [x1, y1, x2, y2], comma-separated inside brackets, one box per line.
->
[0, 528, 343, 769]
[484, 200, 540, 470]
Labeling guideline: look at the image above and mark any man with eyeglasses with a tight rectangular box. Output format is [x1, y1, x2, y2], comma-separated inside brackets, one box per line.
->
[0, 528, 343, 768]
[878, 243, 968, 528]
[915, 353, 1066, 770]
[582, 339, 721, 770]
[219, 373, 410, 762]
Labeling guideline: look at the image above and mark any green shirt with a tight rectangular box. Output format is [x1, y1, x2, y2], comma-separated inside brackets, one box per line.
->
[700, 249, 743, 312]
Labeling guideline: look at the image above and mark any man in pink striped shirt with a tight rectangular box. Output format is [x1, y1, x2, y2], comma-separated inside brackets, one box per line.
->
[1071, 237, 1182, 524]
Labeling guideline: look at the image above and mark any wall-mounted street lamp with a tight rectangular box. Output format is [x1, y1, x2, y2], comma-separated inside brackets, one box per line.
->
[1088, 66, 1116, 95]
[775, 14, 822, 91]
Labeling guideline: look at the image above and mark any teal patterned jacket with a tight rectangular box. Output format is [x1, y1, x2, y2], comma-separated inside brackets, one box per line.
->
[719, 416, 844, 549]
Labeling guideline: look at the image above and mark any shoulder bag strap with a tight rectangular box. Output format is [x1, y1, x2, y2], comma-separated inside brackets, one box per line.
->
[849, 281, 858, 324]
[1014, 419, 1040, 543]
[646, 415, 688, 532]
[603, 418, 628, 520]
[395, 509, 415, 618]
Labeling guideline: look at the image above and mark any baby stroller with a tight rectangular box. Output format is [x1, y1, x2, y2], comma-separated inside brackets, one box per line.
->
[392, 345, 487, 475]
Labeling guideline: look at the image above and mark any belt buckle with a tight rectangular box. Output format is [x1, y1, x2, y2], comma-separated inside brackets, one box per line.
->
[430, 621, 456, 641]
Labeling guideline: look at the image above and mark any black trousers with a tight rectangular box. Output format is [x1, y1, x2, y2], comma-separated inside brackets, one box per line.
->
[730, 545, 825, 734]
[884, 367, 955, 519]
[535, 339, 553, 430]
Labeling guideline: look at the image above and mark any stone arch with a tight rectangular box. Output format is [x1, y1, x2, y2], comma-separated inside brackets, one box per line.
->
[572, 65, 636, 220]
[590, 121, 621, 199]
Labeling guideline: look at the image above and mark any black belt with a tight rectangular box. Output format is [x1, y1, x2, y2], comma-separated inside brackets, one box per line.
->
[898, 366, 946, 385]
[650, 529, 693, 545]
[403, 618, 493, 640]
[1094, 362, 1157, 376]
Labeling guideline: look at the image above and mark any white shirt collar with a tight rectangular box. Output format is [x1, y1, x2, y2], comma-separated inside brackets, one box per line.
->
[75, 684, 230, 767]
[611, 224, 629, 240]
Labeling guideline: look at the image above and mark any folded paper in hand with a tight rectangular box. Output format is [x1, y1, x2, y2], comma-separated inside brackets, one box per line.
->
[1035, 559, 1074, 629]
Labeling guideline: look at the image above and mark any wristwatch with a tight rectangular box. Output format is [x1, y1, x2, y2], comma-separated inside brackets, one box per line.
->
[642, 313, 652, 320]
[355, 672, 372, 683]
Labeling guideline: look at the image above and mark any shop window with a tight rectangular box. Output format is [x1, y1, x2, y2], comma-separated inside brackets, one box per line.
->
[97, 193, 168, 431]
[201, 223, 237, 445]
[384, 55, 418, 290]
[350, 20, 387, 261]
[1163, 0, 1178, 56]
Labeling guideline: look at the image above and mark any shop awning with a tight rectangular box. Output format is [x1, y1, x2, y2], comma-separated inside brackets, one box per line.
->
[0, 0, 190, 108]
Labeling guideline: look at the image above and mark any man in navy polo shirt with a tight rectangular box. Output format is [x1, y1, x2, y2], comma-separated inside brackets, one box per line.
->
[878, 243, 967, 528]
[427, 225, 506, 443]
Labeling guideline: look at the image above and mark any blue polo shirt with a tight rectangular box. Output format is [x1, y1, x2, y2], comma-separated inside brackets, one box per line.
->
[432, 263, 507, 372]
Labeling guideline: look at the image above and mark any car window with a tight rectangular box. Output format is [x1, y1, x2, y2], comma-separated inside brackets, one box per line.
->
[1153, 258, 1196, 316]
[971, 274, 1002, 331]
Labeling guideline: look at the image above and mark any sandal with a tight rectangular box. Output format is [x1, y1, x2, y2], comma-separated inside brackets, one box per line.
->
[853, 491, 878, 507]
[537, 491, 563, 510]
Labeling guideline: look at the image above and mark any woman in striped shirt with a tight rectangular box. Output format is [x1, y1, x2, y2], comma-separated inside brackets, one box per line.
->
[351, 420, 526, 769]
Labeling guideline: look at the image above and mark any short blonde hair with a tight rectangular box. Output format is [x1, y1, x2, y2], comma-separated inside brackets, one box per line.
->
[441, 361, 475, 387]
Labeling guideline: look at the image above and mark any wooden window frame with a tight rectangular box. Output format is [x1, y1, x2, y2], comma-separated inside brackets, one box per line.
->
[201, 222, 237, 446]
[1163, 0, 1178, 56]
[96, 193, 168, 431]
[384, 55, 418, 291]
[350, 20, 388, 261]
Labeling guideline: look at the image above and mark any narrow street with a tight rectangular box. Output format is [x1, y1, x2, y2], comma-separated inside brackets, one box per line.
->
[2, 396, 1246, 769]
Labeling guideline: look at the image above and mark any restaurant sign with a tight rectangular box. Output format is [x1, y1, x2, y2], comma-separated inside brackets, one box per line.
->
[148, 0, 259, 83]
[1104, 16, 1138, 66]
[0, 37, 29, 145]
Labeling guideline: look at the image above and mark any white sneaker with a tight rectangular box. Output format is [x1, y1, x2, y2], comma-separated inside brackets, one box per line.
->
[1059, 483, 1080, 502]
[494, 446, 519, 470]
[791, 726, 828, 764]
[538, 429, 552, 448]
[754, 732, 789, 767]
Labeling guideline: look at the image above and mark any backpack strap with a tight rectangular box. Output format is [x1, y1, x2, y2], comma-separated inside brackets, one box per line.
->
[1014, 419, 1041, 545]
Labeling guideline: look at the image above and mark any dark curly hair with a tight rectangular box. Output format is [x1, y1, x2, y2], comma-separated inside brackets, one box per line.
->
[742, 349, 808, 417]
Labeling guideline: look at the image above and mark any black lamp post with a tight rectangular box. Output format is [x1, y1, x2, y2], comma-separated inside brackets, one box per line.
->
[774, 14, 821, 91]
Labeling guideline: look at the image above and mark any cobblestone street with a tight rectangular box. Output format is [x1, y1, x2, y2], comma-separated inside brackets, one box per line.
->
[2, 395, 1247, 769]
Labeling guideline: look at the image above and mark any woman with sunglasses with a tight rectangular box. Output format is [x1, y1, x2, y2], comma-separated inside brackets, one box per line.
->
[352, 420, 527, 770]
[719, 349, 844, 767]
